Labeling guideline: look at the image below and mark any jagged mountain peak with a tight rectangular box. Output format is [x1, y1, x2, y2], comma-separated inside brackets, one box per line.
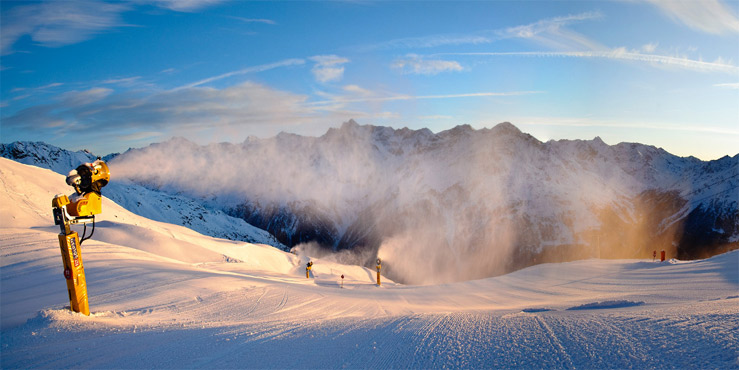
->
[0, 140, 98, 174]
[490, 121, 522, 135]
[439, 124, 474, 137]
[341, 119, 361, 130]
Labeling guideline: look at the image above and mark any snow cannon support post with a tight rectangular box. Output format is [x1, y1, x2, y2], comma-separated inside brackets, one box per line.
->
[306, 261, 313, 278]
[51, 159, 110, 316]
[53, 194, 90, 316]
[660, 250, 666, 262]
[376, 258, 382, 286]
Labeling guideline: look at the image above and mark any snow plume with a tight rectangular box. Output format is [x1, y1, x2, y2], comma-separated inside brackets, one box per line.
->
[375, 204, 519, 285]
[292, 241, 376, 268]
[110, 122, 532, 284]
[109, 120, 738, 284]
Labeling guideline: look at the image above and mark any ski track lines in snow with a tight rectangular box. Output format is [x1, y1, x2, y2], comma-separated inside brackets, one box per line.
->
[2, 158, 739, 368]
[2, 301, 737, 369]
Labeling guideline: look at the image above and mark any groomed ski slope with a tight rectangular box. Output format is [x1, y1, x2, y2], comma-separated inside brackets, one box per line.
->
[1, 157, 737, 369]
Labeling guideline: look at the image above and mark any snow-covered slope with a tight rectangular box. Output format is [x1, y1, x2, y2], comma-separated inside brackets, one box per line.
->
[1, 158, 737, 369]
[0, 142, 285, 249]
[0, 157, 382, 328]
[107, 121, 738, 284]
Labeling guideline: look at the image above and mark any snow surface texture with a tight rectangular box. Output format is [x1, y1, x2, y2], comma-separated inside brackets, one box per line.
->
[107, 121, 739, 284]
[1, 158, 738, 369]
[0, 141, 285, 250]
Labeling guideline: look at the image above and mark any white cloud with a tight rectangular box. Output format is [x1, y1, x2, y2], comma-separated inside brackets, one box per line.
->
[1, 0, 129, 55]
[361, 11, 602, 52]
[714, 82, 739, 89]
[117, 131, 164, 142]
[229, 16, 277, 25]
[371, 111, 401, 119]
[499, 11, 604, 51]
[11, 82, 64, 93]
[309, 91, 542, 106]
[60, 87, 113, 106]
[392, 54, 464, 75]
[439, 50, 739, 74]
[641, 43, 659, 53]
[176, 59, 306, 90]
[363, 34, 491, 51]
[145, 0, 226, 12]
[516, 115, 739, 136]
[3, 81, 318, 136]
[0, 0, 227, 55]
[310, 55, 350, 83]
[646, 0, 739, 34]
[342, 85, 374, 97]
[103, 76, 142, 86]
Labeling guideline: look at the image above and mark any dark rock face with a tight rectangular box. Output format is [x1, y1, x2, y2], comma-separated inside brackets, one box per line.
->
[228, 200, 339, 249]
[679, 204, 738, 260]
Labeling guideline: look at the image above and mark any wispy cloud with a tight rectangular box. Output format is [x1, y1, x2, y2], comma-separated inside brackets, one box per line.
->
[438, 49, 739, 74]
[2, 81, 317, 136]
[228, 16, 277, 25]
[516, 116, 739, 136]
[497, 11, 604, 51]
[1, 76, 543, 141]
[342, 85, 374, 97]
[144, 0, 226, 12]
[117, 131, 164, 142]
[1, 0, 226, 55]
[392, 54, 464, 75]
[10, 82, 64, 93]
[714, 82, 739, 89]
[176, 59, 306, 90]
[1, 0, 129, 55]
[500, 12, 602, 38]
[59, 87, 113, 106]
[310, 55, 350, 83]
[309, 91, 542, 106]
[360, 11, 602, 52]
[103, 76, 143, 86]
[363, 33, 491, 51]
[645, 0, 739, 34]
[641, 42, 659, 53]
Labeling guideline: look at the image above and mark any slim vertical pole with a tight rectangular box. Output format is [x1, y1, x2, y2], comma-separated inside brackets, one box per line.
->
[376, 258, 382, 286]
[53, 195, 90, 316]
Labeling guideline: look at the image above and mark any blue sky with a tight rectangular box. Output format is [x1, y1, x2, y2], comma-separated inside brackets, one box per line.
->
[1, 0, 737, 160]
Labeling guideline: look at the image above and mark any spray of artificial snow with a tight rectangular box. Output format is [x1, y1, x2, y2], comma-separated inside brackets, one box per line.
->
[110, 121, 689, 284]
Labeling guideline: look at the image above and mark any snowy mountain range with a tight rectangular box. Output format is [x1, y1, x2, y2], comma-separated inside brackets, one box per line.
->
[3, 121, 737, 284]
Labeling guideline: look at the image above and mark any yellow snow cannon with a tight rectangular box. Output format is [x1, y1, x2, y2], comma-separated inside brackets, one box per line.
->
[64, 159, 110, 217]
[51, 158, 110, 316]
